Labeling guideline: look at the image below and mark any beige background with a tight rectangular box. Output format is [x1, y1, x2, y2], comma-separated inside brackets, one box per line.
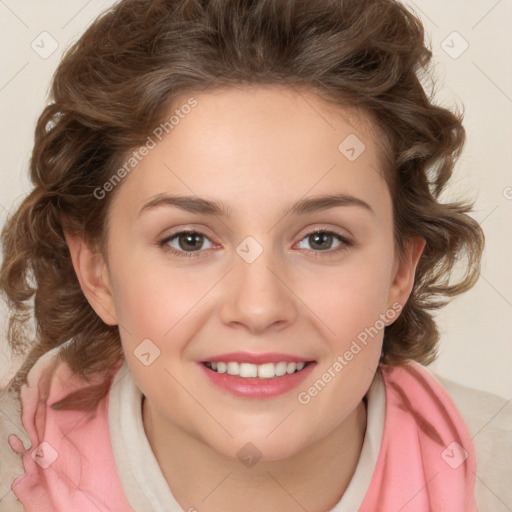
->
[0, 0, 511, 399]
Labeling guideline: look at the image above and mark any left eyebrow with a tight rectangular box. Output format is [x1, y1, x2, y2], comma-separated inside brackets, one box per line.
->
[286, 193, 375, 217]
[138, 193, 375, 218]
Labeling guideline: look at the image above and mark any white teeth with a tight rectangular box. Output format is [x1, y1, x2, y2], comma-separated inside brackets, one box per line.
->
[240, 363, 258, 378]
[286, 362, 297, 374]
[227, 362, 239, 375]
[257, 363, 275, 379]
[205, 361, 309, 378]
[275, 362, 288, 376]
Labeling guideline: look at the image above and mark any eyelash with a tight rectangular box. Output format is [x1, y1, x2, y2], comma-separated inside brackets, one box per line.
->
[157, 229, 352, 259]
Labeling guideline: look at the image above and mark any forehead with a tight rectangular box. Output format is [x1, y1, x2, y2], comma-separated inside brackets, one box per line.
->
[108, 85, 392, 223]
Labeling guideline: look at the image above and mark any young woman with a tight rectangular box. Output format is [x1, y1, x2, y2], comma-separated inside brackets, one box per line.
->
[1, 0, 510, 511]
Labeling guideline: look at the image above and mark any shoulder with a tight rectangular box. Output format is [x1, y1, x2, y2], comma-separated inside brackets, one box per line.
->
[427, 368, 512, 442]
[0, 346, 65, 512]
[0, 386, 29, 512]
[426, 368, 512, 512]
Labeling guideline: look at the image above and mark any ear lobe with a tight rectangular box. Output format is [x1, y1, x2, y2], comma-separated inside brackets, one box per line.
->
[63, 230, 118, 326]
[387, 237, 426, 319]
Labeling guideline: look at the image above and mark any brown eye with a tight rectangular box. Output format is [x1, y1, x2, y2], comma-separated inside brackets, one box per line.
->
[297, 230, 350, 253]
[176, 232, 205, 251]
[308, 232, 334, 250]
[159, 230, 214, 257]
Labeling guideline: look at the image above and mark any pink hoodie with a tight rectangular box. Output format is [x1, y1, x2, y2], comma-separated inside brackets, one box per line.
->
[7, 348, 478, 511]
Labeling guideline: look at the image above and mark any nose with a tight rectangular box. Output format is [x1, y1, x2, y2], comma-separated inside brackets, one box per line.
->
[219, 248, 298, 334]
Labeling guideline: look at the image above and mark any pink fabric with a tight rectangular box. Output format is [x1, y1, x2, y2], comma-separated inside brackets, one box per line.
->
[360, 362, 478, 511]
[8, 350, 478, 511]
[8, 350, 134, 511]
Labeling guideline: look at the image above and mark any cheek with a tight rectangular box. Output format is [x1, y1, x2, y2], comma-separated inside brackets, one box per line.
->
[109, 252, 218, 346]
[293, 257, 392, 426]
[298, 248, 395, 339]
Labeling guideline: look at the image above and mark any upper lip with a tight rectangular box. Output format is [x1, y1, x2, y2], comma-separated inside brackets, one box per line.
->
[199, 352, 314, 364]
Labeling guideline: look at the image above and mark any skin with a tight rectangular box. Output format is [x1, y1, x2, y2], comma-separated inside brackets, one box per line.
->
[65, 85, 425, 512]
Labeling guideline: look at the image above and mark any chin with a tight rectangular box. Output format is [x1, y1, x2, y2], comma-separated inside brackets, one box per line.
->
[205, 429, 309, 465]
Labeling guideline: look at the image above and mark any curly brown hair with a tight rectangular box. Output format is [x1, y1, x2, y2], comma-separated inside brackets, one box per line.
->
[0, 0, 484, 408]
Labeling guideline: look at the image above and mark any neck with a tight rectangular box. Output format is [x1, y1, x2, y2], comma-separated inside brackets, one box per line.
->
[142, 396, 367, 512]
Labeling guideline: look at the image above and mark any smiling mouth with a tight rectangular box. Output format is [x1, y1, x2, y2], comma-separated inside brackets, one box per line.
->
[202, 361, 313, 379]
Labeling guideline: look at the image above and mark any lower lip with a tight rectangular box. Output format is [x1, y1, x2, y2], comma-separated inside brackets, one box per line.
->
[197, 362, 316, 399]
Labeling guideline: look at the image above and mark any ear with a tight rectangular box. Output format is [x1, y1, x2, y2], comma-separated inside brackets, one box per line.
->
[63, 230, 118, 326]
[386, 237, 426, 322]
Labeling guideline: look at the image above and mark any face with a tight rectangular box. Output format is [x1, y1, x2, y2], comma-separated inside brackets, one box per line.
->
[74, 85, 422, 462]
